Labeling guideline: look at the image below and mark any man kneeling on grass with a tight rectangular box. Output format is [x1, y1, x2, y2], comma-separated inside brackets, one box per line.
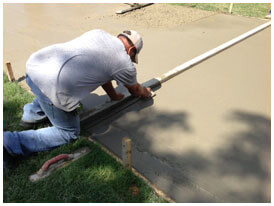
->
[4, 29, 151, 169]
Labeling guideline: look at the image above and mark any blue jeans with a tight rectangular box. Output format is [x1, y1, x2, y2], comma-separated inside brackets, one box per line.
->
[4, 76, 80, 156]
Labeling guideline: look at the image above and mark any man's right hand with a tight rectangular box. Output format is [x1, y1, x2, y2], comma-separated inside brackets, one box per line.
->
[142, 87, 151, 98]
[125, 83, 151, 99]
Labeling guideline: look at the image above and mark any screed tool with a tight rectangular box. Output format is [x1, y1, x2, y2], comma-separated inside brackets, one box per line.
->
[80, 21, 271, 129]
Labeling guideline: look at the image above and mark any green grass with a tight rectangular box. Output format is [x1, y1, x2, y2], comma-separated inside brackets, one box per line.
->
[3, 74, 35, 131]
[173, 3, 271, 19]
[3, 73, 167, 203]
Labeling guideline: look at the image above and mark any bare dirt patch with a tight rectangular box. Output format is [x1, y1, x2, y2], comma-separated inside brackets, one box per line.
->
[112, 4, 216, 29]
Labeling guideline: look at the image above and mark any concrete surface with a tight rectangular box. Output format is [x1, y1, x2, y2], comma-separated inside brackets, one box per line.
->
[3, 4, 271, 202]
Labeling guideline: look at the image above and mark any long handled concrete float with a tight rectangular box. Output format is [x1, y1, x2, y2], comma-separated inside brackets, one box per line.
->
[80, 21, 271, 129]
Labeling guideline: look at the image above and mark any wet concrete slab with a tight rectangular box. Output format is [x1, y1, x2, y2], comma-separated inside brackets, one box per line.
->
[86, 16, 271, 202]
[3, 4, 271, 202]
[3, 3, 124, 89]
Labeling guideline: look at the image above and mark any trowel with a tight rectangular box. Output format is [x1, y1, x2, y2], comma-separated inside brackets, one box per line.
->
[29, 147, 91, 182]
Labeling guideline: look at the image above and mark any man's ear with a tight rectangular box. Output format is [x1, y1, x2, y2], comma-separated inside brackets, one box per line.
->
[128, 46, 136, 56]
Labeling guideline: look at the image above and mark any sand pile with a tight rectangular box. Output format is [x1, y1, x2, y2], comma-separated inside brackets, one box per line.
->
[112, 4, 216, 29]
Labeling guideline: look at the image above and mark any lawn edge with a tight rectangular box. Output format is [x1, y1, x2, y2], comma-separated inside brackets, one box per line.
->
[86, 136, 175, 203]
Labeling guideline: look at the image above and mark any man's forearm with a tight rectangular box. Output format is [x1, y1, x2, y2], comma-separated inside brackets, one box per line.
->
[102, 81, 124, 101]
[125, 83, 151, 98]
[102, 82, 117, 98]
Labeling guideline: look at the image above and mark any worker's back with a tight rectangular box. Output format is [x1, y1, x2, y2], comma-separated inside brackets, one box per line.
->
[26, 29, 137, 112]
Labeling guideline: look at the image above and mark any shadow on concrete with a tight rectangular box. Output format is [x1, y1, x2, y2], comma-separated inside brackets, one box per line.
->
[80, 82, 159, 132]
[80, 84, 132, 112]
[218, 110, 271, 179]
[87, 102, 270, 202]
[212, 110, 271, 202]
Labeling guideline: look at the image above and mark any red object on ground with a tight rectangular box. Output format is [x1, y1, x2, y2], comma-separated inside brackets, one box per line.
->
[41, 154, 71, 172]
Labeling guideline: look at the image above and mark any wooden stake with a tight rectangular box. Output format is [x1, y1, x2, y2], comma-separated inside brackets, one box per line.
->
[229, 3, 234, 14]
[122, 138, 132, 169]
[6, 62, 15, 82]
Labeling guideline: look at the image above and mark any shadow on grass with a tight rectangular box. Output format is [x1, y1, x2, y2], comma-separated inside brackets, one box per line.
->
[3, 100, 25, 131]
[3, 74, 34, 131]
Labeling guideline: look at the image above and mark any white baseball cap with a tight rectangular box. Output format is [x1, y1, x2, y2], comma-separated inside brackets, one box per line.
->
[119, 30, 143, 63]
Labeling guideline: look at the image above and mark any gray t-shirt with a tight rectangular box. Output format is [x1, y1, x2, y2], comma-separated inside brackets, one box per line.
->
[26, 29, 137, 112]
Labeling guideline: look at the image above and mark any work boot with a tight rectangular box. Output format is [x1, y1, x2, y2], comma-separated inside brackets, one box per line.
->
[20, 117, 50, 129]
[19, 121, 39, 129]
